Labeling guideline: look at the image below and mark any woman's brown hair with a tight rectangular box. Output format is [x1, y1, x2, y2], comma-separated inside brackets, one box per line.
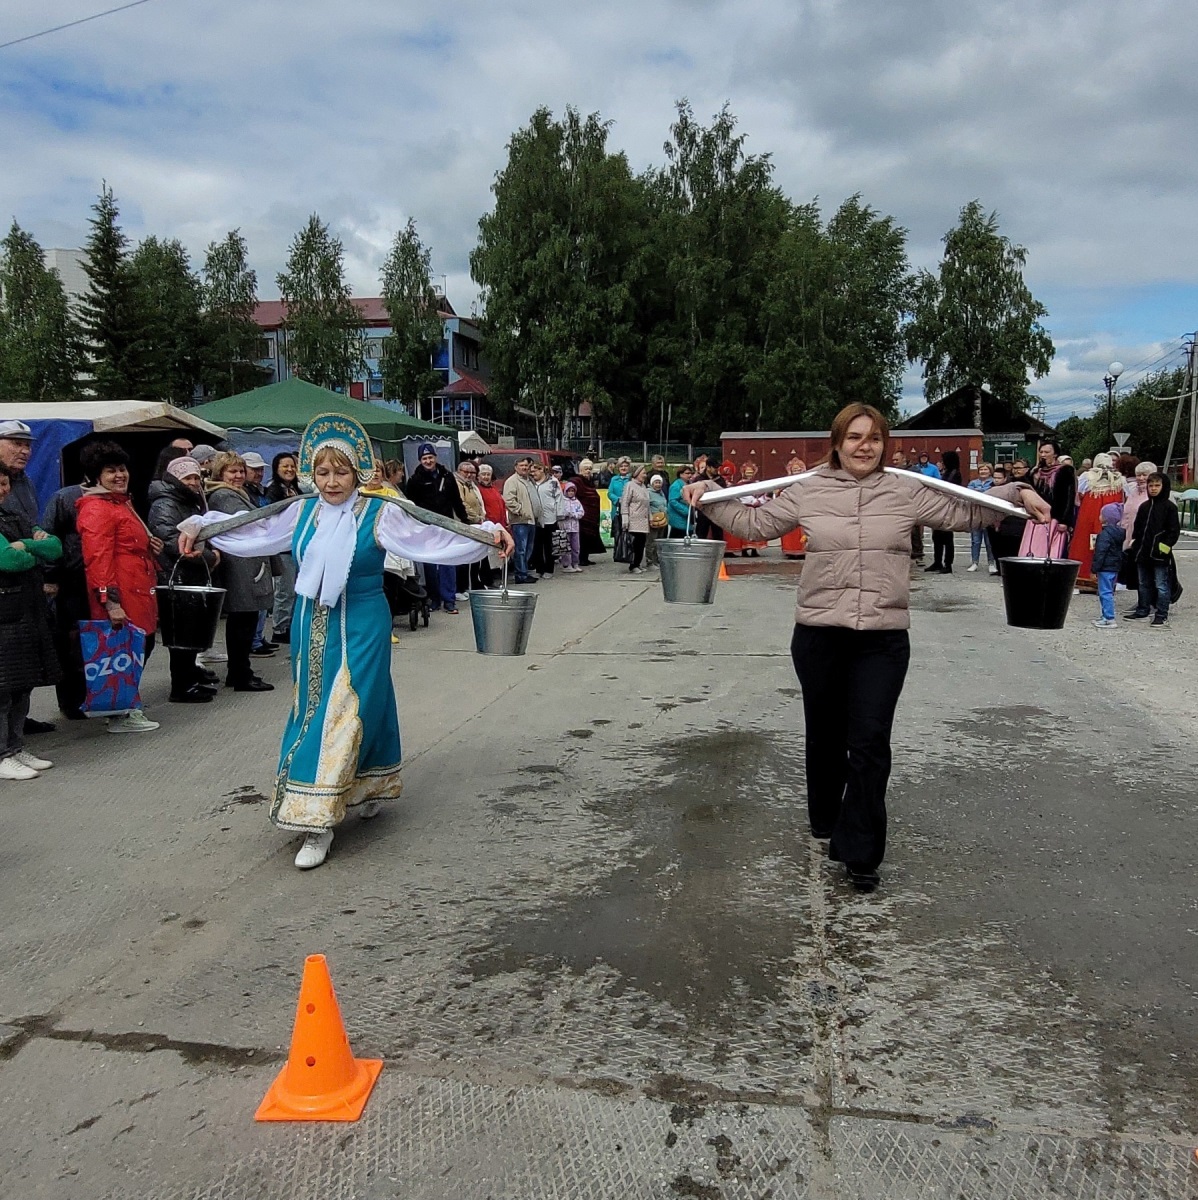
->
[825, 403, 890, 472]
[209, 451, 246, 483]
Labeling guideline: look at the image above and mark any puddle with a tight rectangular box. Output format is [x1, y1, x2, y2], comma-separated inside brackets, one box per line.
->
[470, 731, 810, 1028]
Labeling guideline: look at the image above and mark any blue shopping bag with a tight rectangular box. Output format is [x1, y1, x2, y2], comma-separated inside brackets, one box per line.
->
[78, 621, 147, 717]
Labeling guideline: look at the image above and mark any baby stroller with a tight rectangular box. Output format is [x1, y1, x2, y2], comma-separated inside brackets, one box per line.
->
[383, 553, 430, 631]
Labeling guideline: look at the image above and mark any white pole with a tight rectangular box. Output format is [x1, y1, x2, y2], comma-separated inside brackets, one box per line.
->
[699, 466, 1026, 518]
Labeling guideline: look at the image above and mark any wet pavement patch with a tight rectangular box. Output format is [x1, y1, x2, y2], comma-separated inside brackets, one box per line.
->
[469, 731, 811, 1031]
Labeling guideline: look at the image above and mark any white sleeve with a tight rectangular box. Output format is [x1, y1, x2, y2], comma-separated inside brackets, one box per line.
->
[179, 504, 301, 556]
[375, 502, 499, 565]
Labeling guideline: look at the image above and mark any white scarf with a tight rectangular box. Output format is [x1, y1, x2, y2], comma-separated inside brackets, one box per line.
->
[295, 496, 358, 609]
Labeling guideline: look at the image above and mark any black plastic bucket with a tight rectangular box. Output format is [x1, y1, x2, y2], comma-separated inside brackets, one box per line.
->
[158, 560, 226, 651]
[998, 557, 1080, 629]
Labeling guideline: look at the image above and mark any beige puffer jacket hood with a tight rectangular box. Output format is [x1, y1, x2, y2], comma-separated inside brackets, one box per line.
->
[705, 466, 1030, 630]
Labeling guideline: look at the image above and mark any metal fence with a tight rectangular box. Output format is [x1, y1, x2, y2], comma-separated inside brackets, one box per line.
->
[512, 438, 722, 463]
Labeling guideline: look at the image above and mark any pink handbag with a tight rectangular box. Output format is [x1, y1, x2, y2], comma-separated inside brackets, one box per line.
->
[1018, 518, 1070, 559]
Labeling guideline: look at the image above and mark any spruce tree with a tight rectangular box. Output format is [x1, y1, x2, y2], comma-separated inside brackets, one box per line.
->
[78, 184, 154, 401]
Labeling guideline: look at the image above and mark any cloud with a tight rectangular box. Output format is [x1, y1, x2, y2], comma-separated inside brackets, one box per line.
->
[2, 0, 1193, 418]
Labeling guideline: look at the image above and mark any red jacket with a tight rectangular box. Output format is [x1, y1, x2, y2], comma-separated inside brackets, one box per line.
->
[76, 490, 159, 634]
[478, 482, 510, 529]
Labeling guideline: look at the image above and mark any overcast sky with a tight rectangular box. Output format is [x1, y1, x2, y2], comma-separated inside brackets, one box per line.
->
[3, 0, 1195, 420]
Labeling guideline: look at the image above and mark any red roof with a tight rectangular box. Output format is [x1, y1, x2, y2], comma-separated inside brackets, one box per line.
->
[436, 370, 489, 396]
[254, 295, 455, 330]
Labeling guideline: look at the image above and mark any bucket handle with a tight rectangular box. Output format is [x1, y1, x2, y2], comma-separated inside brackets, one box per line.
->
[166, 548, 214, 591]
[684, 502, 697, 544]
[500, 555, 509, 597]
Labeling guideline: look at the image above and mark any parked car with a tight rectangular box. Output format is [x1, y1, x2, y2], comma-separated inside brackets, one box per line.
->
[479, 448, 579, 482]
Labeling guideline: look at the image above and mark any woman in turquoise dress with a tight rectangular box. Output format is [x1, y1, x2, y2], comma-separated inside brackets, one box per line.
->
[179, 415, 511, 869]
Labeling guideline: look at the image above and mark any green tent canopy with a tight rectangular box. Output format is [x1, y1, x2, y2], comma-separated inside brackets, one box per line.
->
[189, 379, 448, 446]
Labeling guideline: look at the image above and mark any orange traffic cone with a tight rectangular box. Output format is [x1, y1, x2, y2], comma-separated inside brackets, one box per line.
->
[718, 561, 731, 581]
[255, 954, 382, 1122]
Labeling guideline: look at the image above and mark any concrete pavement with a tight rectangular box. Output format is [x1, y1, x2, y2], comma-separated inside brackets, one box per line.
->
[0, 555, 1194, 1198]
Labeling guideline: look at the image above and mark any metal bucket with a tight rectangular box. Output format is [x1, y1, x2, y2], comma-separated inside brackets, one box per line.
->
[470, 563, 538, 655]
[158, 559, 226, 651]
[999, 557, 1080, 629]
[658, 536, 724, 604]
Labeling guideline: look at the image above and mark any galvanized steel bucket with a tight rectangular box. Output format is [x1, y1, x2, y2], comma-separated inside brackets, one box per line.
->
[470, 561, 538, 655]
[658, 509, 725, 604]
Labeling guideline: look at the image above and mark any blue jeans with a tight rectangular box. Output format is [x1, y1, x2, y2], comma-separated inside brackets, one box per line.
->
[512, 523, 535, 580]
[1097, 570, 1117, 620]
[423, 563, 458, 610]
[1136, 560, 1170, 618]
[970, 528, 994, 565]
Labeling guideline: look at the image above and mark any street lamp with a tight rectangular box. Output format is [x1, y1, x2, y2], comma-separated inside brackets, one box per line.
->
[1103, 361, 1123, 448]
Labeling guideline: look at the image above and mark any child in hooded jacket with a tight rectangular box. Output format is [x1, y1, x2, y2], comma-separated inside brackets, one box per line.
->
[1126, 472, 1180, 625]
[558, 482, 585, 572]
[1090, 502, 1125, 627]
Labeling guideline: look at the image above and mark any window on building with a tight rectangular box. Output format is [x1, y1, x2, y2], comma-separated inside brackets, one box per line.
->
[256, 339, 272, 361]
[456, 339, 480, 371]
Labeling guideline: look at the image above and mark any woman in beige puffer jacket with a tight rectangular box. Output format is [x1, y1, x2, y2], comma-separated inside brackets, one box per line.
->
[687, 403, 1048, 892]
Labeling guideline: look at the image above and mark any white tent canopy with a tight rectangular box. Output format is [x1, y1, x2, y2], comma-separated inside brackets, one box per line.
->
[458, 429, 490, 455]
[0, 400, 225, 437]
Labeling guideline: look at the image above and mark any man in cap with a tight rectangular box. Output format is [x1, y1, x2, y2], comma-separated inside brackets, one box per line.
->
[242, 452, 268, 506]
[191, 445, 218, 478]
[0, 421, 41, 530]
[0, 421, 58, 733]
[234, 451, 279, 655]
[403, 442, 469, 614]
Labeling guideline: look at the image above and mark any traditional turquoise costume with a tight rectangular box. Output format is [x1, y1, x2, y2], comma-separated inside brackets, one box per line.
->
[185, 416, 498, 841]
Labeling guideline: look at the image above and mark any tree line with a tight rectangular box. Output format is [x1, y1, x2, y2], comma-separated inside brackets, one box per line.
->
[472, 102, 1056, 443]
[0, 189, 442, 411]
[2, 101, 1057, 441]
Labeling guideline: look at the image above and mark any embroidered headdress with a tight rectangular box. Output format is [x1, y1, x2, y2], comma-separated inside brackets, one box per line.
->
[293, 414, 376, 609]
[297, 413, 377, 488]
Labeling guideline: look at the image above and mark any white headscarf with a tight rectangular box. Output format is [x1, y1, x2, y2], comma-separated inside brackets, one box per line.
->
[294, 495, 358, 609]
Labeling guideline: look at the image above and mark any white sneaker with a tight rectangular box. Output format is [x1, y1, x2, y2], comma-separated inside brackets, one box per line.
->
[455, 591, 470, 601]
[359, 799, 382, 820]
[107, 710, 160, 734]
[966, 562, 979, 572]
[13, 750, 52, 771]
[198, 650, 227, 664]
[0, 756, 39, 781]
[988, 564, 999, 575]
[1092, 618, 1118, 628]
[294, 829, 334, 869]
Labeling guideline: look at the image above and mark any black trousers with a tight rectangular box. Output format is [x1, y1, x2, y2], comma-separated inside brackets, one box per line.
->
[52, 584, 90, 716]
[790, 624, 911, 871]
[224, 610, 258, 686]
[168, 648, 201, 695]
[627, 531, 646, 569]
[532, 524, 557, 575]
[931, 529, 955, 569]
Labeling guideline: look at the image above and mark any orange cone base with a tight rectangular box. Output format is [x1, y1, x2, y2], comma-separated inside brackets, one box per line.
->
[255, 1056, 382, 1122]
